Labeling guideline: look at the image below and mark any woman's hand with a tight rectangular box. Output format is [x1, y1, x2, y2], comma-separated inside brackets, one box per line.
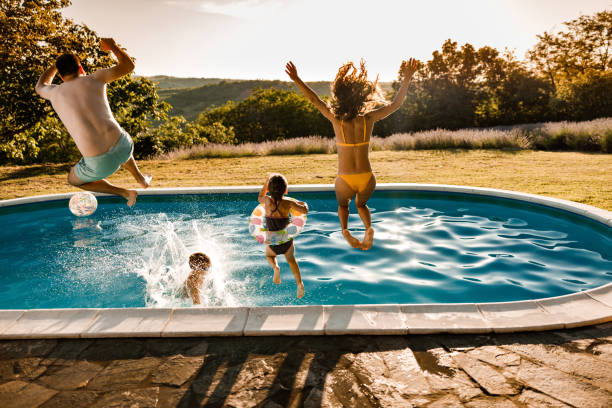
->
[400, 58, 419, 82]
[285, 61, 299, 81]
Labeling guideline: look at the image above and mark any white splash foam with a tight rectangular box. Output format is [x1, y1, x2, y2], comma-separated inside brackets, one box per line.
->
[132, 214, 246, 307]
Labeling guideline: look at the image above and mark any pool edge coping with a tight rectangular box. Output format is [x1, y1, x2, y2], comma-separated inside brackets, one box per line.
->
[0, 183, 610, 338]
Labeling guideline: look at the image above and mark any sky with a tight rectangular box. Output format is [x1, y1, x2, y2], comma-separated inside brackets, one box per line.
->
[63, 0, 612, 81]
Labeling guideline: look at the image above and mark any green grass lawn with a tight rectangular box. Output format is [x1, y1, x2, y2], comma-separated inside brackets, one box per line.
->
[1, 150, 611, 210]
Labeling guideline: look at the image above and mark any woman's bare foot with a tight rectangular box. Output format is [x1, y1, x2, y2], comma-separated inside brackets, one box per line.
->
[273, 266, 281, 284]
[342, 229, 361, 248]
[360, 227, 375, 250]
[297, 282, 305, 299]
[124, 190, 138, 207]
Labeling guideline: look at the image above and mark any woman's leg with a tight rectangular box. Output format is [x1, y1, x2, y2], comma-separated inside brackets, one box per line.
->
[356, 174, 377, 250]
[284, 245, 305, 298]
[335, 176, 360, 248]
[121, 156, 152, 188]
[266, 246, 281, 284]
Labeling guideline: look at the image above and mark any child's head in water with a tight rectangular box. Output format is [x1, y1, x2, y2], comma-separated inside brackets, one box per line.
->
[189, 252, 210, 271]
[185, 252, 211, 305]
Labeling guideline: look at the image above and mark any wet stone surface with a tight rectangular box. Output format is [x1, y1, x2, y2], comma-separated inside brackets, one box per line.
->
[0, 323, 610, 407]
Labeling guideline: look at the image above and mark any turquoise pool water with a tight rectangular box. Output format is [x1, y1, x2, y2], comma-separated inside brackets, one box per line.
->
[0, 191, 610, 309]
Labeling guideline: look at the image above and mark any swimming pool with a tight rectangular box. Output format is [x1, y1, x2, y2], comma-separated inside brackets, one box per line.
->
[1, 185, 610, 310]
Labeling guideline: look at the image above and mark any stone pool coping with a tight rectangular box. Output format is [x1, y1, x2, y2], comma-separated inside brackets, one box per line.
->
[0, 183, 610, 338]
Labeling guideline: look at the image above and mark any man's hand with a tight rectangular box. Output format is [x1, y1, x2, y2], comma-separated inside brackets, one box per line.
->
[91, 37, 135, 83]
[400, 58, 419, 82]
[100, 38, 117, 52]
[285, 61, 299, 82]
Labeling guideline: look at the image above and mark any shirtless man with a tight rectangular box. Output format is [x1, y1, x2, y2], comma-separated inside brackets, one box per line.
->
[35, 38, 151, 207]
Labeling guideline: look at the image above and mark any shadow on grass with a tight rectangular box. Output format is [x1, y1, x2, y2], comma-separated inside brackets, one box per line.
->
[0, 163, 71, 182]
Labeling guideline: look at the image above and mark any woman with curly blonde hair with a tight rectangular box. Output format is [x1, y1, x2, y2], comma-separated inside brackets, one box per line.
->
[286, 58, 418, 250]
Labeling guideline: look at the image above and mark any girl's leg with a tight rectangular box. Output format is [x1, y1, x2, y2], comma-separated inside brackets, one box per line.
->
[284, 245, 305, 298]
[68, 167, 137, 207]
[356, 174, 377, 250]
[335, 177, 360, 248]
[266, 246, 281, 284]
[121, 156, 152, 188]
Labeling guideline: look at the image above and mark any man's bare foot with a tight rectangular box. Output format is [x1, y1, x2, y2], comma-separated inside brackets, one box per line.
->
[138, 174, 152, 189]
[342, 229, 361, 248]
[297, 282, 305, 299]
[124, 190, 138, 207]
[360, 227, 374, 250]
[273, 266, 281, 284]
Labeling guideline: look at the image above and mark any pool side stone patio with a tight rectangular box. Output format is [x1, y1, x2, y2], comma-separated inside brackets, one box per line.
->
[0, 323, 611, 407]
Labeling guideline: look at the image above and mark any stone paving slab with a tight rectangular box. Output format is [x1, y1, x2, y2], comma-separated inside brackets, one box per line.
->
[538, 293, 612, 328]
[82, 308, 172, 338]
[477, 300, 564, 332]
[245, 306, 324, 335]
[0, 311, 23, 334]
[2, 309, 99, 339]
[162, 307, 247, 337]
[324, 305, 405, 335]
[1, 323, 610, 407]
[586, 283, 612, 308]
[401, 303, 490, 334]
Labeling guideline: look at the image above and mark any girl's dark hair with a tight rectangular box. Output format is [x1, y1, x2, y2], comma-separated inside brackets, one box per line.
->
[330, 59, 387, 120]
[268, 174, 288, 213]
[55, 54, 81, 78]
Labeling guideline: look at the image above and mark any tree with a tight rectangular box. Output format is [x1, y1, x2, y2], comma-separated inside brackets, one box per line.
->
[197, 88, 333, 143]
[0, 0, 169, 162]
[528, 9, 612, 90]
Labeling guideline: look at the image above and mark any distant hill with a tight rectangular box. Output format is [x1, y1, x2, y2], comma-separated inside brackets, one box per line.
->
[146, 75, 225, 90]
[149, 76, 395, 121]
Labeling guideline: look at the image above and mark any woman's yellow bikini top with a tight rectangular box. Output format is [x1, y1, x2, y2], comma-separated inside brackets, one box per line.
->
[337, 117, 369, 147]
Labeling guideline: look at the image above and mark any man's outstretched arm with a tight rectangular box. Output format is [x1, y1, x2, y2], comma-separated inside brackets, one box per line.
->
[92, 38, 135, 83]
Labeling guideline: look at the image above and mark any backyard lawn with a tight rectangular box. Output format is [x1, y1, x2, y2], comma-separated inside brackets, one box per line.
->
[1, 150, 611, 210]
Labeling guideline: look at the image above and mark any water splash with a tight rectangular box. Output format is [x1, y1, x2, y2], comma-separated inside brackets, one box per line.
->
[132, 214, 245, 308]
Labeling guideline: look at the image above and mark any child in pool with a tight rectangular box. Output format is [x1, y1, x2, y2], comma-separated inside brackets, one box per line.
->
[286, 58, 418, 250]
[35, 37, 151, 207]
[258, 174, 309, 298]
[184, 252, 210, 305]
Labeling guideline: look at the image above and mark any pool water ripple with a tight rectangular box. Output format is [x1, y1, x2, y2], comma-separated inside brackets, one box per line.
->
[0, 191, 610, 309]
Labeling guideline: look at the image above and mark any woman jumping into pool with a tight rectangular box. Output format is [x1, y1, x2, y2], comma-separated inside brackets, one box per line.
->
[286, 58, 418, 249]
[258, 174, 309, 298]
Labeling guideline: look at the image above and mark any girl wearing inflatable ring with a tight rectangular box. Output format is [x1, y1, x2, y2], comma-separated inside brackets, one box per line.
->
[286, 58, 419, 250]
[257, 174, 309, 298]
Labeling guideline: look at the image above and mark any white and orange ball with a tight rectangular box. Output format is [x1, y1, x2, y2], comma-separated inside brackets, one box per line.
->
[69, 192, 98, 217]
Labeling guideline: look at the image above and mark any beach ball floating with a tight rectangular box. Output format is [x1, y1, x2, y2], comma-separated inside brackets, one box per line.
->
[69, 192, 98, 217]
[248, 198, 307, 245]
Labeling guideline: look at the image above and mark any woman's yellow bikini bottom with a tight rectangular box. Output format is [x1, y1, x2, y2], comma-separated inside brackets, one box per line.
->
[338, 172, 373, 193]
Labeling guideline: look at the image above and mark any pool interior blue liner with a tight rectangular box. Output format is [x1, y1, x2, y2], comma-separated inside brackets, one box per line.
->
[1, 190, 610, 309]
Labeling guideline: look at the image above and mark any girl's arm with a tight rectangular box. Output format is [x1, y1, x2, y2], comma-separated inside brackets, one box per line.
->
[367, 58, 419, 122]
[285, 61, 335, 121]
[257, 176, 270, 204]
[289, 199, 309, 214]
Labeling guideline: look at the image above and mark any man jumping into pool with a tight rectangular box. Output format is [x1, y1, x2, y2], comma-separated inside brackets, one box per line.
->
[35, 37, 151, 207]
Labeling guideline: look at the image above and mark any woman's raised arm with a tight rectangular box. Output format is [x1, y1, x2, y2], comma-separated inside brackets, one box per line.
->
[367, 58, 418, 122]
[285, 61, 335, 121]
